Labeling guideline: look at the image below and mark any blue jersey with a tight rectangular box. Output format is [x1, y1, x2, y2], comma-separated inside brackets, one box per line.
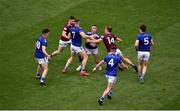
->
[104, 54, 122, 77]
[70, 26, 83, 47]
[35, 36, 47, 58]
[136, 33, 152, 52]
[85, 32, 100, 49]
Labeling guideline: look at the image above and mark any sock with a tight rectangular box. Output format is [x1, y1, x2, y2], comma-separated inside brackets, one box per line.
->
[81, 69, 85, 72]
[64, 64, 69, 70]
[141, 73, 145, 78]
[99, 96, 104, 101]
[108, 91, 112, 96]
[36, 72, 40, 77]
[130, 64, 135, 67]
[40, 77, 45, 82]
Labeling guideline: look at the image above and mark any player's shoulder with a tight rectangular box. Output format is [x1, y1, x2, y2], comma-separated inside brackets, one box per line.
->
[145, 33, 152, 38]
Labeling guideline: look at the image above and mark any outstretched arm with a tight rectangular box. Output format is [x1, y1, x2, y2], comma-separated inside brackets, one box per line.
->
[92, 60, 105, 72]
[116, 37, 123, 42]
[80, 32, 93, 39]
[86, 38, 102, 43]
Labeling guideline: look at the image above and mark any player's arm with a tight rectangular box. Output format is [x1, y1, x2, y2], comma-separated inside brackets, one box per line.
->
[134, 40, 139, 51]
[116, 37, 123, 42]
[150, 39, 154, 46]
[86, 38, 102, 43]
[92, 60, 105, 72]
[42, 46, 51, 60]
[80, 32, 93, 39]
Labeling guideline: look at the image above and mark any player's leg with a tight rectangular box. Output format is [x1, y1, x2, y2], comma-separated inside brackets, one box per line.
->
[92, 48, 101, 70]
[76, 54, 84, 71]
[116, 49, 137, 72]
[51, 46, 64, 57]
[78, 50, 89, 76]
[40, 62, 48, 85]
[36, 64, 42, 79]
[121, 55, 138, 72]
[51, 40, 70, 57]
[98, 76, 116, 105]
[138, 58, 143, 76]
[139, 52, 150, 83]
[141, 60, 148, 78]
[62, 53, 75, 73]
[98, 82, 114, 105]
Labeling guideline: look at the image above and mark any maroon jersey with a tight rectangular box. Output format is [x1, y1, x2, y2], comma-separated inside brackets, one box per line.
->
[102, 33, 117, 52]
[60, 23, 72, 41]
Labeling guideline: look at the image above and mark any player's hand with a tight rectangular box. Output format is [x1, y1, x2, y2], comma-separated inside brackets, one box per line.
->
[124, 65, 128, 69]
[47, 55, 52, 61]
[92, 67, 97, 72]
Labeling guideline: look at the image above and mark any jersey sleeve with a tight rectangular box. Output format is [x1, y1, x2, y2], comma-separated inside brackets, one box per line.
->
[41, 40, 47, 47]
[136, 35, 140, 40]
[104, 56, 108, 62]
[78, 27, 83, 33]
[118, 57, 123, 64]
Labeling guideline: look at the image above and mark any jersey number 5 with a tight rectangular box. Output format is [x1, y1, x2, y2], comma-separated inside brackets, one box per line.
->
[108, 59, 114, 67]
[144, 37, 149, 45]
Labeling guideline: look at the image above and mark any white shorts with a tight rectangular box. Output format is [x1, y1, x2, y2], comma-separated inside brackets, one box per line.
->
[70, 44, 85, 54]
[106, 75, 117, 84]
[35, 57, 48, 65]
[138, 51, 150, 61]
[85, 47, 98, 55]
[115, 48, 123, 56]
[59, 40, 71, 48]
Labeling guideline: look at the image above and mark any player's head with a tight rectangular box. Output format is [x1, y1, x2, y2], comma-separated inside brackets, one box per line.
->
[139, 24, 147, 33]
[42, 28, 50, 38]
[105, 26, 112, 34]
[110, 46, 116, 53]
[75, 19, 80, 26]
[69, 16, 75, 25]
[91, 25, 97, 33]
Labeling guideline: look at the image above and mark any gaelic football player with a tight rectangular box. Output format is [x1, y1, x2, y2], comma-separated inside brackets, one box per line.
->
[34, 29, 51, 85]
[93, 46, 127, 105]
[135, 24, 154, 83]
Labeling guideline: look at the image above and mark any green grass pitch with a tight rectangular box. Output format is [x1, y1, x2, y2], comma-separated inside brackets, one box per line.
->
[0, 0, 180, 109]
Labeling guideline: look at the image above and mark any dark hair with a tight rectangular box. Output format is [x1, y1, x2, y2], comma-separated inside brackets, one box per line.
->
[139, 24, 147, 32]
[69, 16, 75, 20]
[106, 26, 112, 32]
[42, 28, 50, 34]
[74, 19, 80, 22]
[92, 24, 97, 27]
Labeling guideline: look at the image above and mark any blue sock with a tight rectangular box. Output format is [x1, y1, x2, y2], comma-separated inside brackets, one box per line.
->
[36, 73, 40, 77]
[40, 77, 45, 82]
